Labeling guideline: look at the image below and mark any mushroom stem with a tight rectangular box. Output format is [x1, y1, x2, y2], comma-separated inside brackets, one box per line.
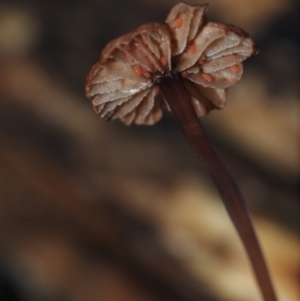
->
[157, 70, 277, 301]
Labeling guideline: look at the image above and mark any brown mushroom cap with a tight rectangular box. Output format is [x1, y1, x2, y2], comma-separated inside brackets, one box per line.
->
[85, 2, 256, 125]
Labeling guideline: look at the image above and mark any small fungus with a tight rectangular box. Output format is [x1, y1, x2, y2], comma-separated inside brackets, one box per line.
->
[85, 3, 276, 301]
[86, 3, 255, 125]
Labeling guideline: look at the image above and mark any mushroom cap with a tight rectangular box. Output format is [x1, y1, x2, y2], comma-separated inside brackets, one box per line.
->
[85, 2, 256, 125]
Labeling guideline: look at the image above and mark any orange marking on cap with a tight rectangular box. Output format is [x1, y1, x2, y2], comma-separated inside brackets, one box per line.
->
[160, 56, 168, 66]
[141, 68, 151, 78]
[134, 66, 143, 76]
[202, 73, 213, 82]
[172, 17, 182, 29]
[141, 36, 148, 45]
[231, 65, 239, 73]
[189, 43, 196, 54]
[125, 53, 133, 63]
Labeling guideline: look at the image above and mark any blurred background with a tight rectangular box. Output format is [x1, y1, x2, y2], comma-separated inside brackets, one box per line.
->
[0, 0, 299, 301]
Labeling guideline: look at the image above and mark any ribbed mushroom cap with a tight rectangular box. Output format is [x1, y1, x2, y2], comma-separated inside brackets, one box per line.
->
[85, 2, 256, 125]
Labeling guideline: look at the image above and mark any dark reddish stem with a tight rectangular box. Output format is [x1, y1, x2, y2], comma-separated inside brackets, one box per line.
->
[157, 70, 277, 301]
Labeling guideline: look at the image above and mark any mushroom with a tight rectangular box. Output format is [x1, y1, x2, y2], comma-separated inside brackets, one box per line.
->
[85, 3, 277, 301]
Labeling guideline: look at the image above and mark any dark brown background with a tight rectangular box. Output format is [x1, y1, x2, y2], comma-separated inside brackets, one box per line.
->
[0, 0, 299, 301]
